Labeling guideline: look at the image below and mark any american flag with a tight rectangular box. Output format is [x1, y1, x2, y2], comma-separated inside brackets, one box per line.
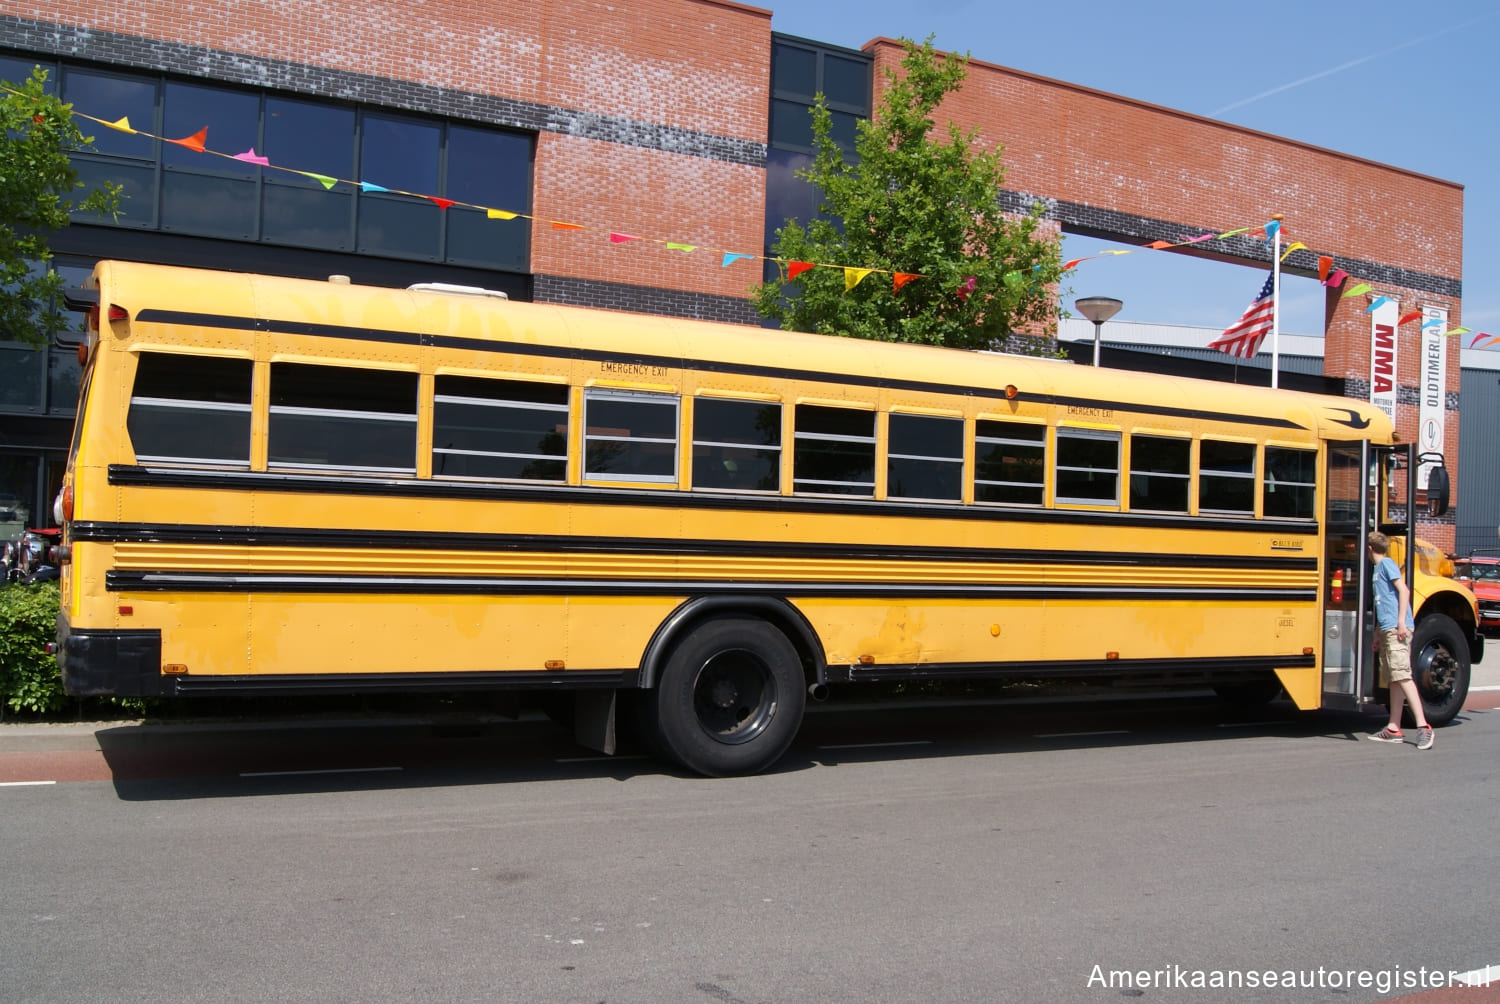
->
[1208, 273, 1275, 359]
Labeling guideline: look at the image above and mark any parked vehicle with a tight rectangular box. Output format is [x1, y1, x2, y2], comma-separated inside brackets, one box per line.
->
[1454, 555, 1500, 636]
[16, 527, 61, 585]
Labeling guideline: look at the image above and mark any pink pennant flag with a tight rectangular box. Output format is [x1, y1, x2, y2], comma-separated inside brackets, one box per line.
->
[168, 127, 208, 152]
[1178, 234, 1215, 244]
[232, 148, 270, 166]
[1467, 331, 1489, 347]
[609, 232, 640, 243]
[1323, 269, 1349, 289]
[787, 261, 814, 280]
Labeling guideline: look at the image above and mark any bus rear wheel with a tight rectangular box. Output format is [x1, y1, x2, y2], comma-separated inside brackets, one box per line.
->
[1407, 613, 1469, 728]
[644, 617, 805, 777]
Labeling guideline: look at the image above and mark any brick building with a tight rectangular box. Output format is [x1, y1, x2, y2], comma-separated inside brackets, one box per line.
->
[0, 1, 1466, 547]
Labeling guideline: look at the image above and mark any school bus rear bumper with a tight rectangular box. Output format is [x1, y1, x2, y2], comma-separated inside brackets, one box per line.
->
[56, 613, 169, 697]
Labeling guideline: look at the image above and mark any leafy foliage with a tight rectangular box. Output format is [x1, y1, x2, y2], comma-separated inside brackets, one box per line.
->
[0, 581, 66, 715]
[0, 67, 121, 345]
[753, 37, 1064, 352]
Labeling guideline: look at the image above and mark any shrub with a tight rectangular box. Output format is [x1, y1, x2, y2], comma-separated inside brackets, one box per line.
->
[0, 581, 66, 715]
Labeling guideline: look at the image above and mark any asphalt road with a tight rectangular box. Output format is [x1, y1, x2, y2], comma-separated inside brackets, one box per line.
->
[3, 692, 1499, 1003]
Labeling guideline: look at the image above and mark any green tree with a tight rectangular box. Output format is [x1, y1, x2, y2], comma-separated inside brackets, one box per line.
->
[0, 67, 121, 346]
[753, 37, 1064, 352]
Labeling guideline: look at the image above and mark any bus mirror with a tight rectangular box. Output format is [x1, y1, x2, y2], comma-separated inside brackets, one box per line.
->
[1427, 465, 1450, 517]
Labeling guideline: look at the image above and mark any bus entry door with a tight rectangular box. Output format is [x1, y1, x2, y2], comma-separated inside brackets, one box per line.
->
[1321, 441, 1373, 707]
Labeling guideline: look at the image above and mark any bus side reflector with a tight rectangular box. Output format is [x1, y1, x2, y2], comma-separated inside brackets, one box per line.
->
[1105, 651, 1119, 660]
[163, 664, 188, 675]
[118, 605, 133, 616]
[1303, 647, 1314, 656]
[544, 660, 565, 670]
[858, 654, 875, 665]
[108, 304, 129, 322]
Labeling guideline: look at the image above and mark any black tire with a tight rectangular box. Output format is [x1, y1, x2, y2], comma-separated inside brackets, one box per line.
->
[642, 617, 806, 777]
[1213, 677, 1283, 707]
[1404, 613, 1470, 727]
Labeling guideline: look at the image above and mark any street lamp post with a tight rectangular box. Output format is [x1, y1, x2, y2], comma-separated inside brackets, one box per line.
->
[1075, 296, 1123, 368]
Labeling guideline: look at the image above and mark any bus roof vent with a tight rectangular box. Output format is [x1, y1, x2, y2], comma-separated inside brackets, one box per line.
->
[407, 282, 509, 300]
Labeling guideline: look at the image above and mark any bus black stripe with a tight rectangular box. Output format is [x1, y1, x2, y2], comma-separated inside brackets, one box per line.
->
[105, 570, 1314, 601]
[75, 519, 1317, 570]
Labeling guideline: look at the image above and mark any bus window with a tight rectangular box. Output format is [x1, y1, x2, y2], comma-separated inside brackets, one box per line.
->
[1055, 428, 1120, 507]
[973, 420, 1044, 505]
[583, 389, 678, 483]
[888, 413, 962, 502]
[1199, 439, 1255, 515]
[268, 362, 418, 474]
[1129, 434, 1190, 513]
[691, 398, 781, 492]
[1264, 446, 1317, 519]
[793, 404, 875, 496]
[126, 352, 252, 466]
[432, 376, 567, 481]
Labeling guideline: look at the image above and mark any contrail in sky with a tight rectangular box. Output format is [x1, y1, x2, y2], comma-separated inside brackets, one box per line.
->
[1210, 12, 1498, 116]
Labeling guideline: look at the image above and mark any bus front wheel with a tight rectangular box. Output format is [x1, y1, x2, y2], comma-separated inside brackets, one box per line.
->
[1407, 613, 1469, 728]
[644, 617, 806, 777]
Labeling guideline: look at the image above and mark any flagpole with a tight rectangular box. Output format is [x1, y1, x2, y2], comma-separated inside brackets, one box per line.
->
[1270, 214, 1282, 389]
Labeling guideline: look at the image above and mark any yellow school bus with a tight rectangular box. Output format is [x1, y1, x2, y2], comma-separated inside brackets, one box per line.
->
[54, 262, 1481, 774]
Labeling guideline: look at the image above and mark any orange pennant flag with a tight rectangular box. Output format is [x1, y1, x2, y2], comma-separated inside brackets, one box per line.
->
[1062, 258, 1088, 270]
[1145, 240, 1172, 250]
[551, 221, 583, 231]
[893, 272, 920, 292]
[168, 127, 208, 152]
[787, 261, 814, 280]
[1317, 255, 1333, 281]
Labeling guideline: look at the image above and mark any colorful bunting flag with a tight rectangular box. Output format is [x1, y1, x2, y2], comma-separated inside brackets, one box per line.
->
[787, 262, 814, 280]
[609, 233, 639, 243]
[1398, 310, 1423, 326]
[104, 116, 135, 133]
[233, 148, 270, 166]
[893, 272, 920, 292]
[486, 209, 518, 221]
[168, 127, 208, 152]
[721, 252, 754, 267]
[1279, 241, 1307, 262]
[428, 197, 455, 210]
[1364, 296, 1393, 313]
[1145, 240, 1172, 250]
[665, 242, 696, 253]
[1342, 282, 1373, 298]
[360, 181, 389, 193]
[551, 221, 583, 231]
[1323, 269, 1349, 289]
[1317, 256, 1334, 281]
[844, 267, 873, 292]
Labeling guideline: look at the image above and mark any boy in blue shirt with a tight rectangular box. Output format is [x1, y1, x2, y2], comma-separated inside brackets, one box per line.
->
[1366, 531, 1434, 749]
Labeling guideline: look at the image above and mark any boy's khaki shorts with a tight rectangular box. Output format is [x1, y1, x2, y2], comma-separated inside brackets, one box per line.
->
[1378, 628, 1413, 685]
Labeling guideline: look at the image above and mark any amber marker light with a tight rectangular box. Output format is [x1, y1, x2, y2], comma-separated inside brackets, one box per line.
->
[1303, 647, 1315, 655]
[858, 655, 875, 665]
[544, 660, 566, 670]
[1004, 384, 1019, 399]
[1105, 651, 1120, 660]
[163, 664, 187, 675]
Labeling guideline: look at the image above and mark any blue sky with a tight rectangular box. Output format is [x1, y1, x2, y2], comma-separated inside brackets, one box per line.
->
[768, 0, 1496, 341]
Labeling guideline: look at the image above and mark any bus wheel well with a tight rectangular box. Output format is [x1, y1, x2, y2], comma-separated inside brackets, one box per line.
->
[639, 597, 825, 691]
[1419, 592, 1480, 661]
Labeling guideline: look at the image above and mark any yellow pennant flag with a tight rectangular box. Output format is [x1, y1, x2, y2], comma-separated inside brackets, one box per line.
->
[105, 116, 135, 134]
[1279, 241, 1308, 262]
[487, 209, 518, 221]
[844, 267, 873, 292]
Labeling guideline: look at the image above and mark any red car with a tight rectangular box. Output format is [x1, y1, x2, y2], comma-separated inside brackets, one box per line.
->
[1455, 556, 1500, 636]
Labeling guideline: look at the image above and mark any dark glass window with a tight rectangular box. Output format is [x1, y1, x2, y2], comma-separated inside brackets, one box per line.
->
[0, 56, 54, 92]
[268, 363, 417, 473]
[692, 398, 781, 492]
[445, 125, 531, 269]
[974, 420, 1045, 505]
[432, 376, 567, 482]
[161, 82, 260, 239]
[888, 414, 962, 502]
[1264, 446, 1317, 519]
[1200, 440, 1256, 514]
[127, 353, 252, 466]
[823, 55, 869, 107]
[1129, 435, 1190, 513]
[1055, 428, 1120, 506]
[794, 405, 874, 496]
[61, 69, 156, 159]
[771, 43, 817, 98]
[584, 390, 678, 482]
[263, 97, 356, 250]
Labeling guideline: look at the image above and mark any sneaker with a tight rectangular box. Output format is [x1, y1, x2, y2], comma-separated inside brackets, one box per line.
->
[1416, 726, 1435, 751]
[1369, 726, 1405, 743]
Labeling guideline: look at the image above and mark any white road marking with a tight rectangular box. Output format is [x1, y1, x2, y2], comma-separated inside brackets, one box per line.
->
[555, 755, 650, 763]
[239, 766, 402, 777]
[0, 780, 57, 787]
[1454, 963, 1500, 986]
[1034, 729, 1130, 739]
[818, 740, 933, 750]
